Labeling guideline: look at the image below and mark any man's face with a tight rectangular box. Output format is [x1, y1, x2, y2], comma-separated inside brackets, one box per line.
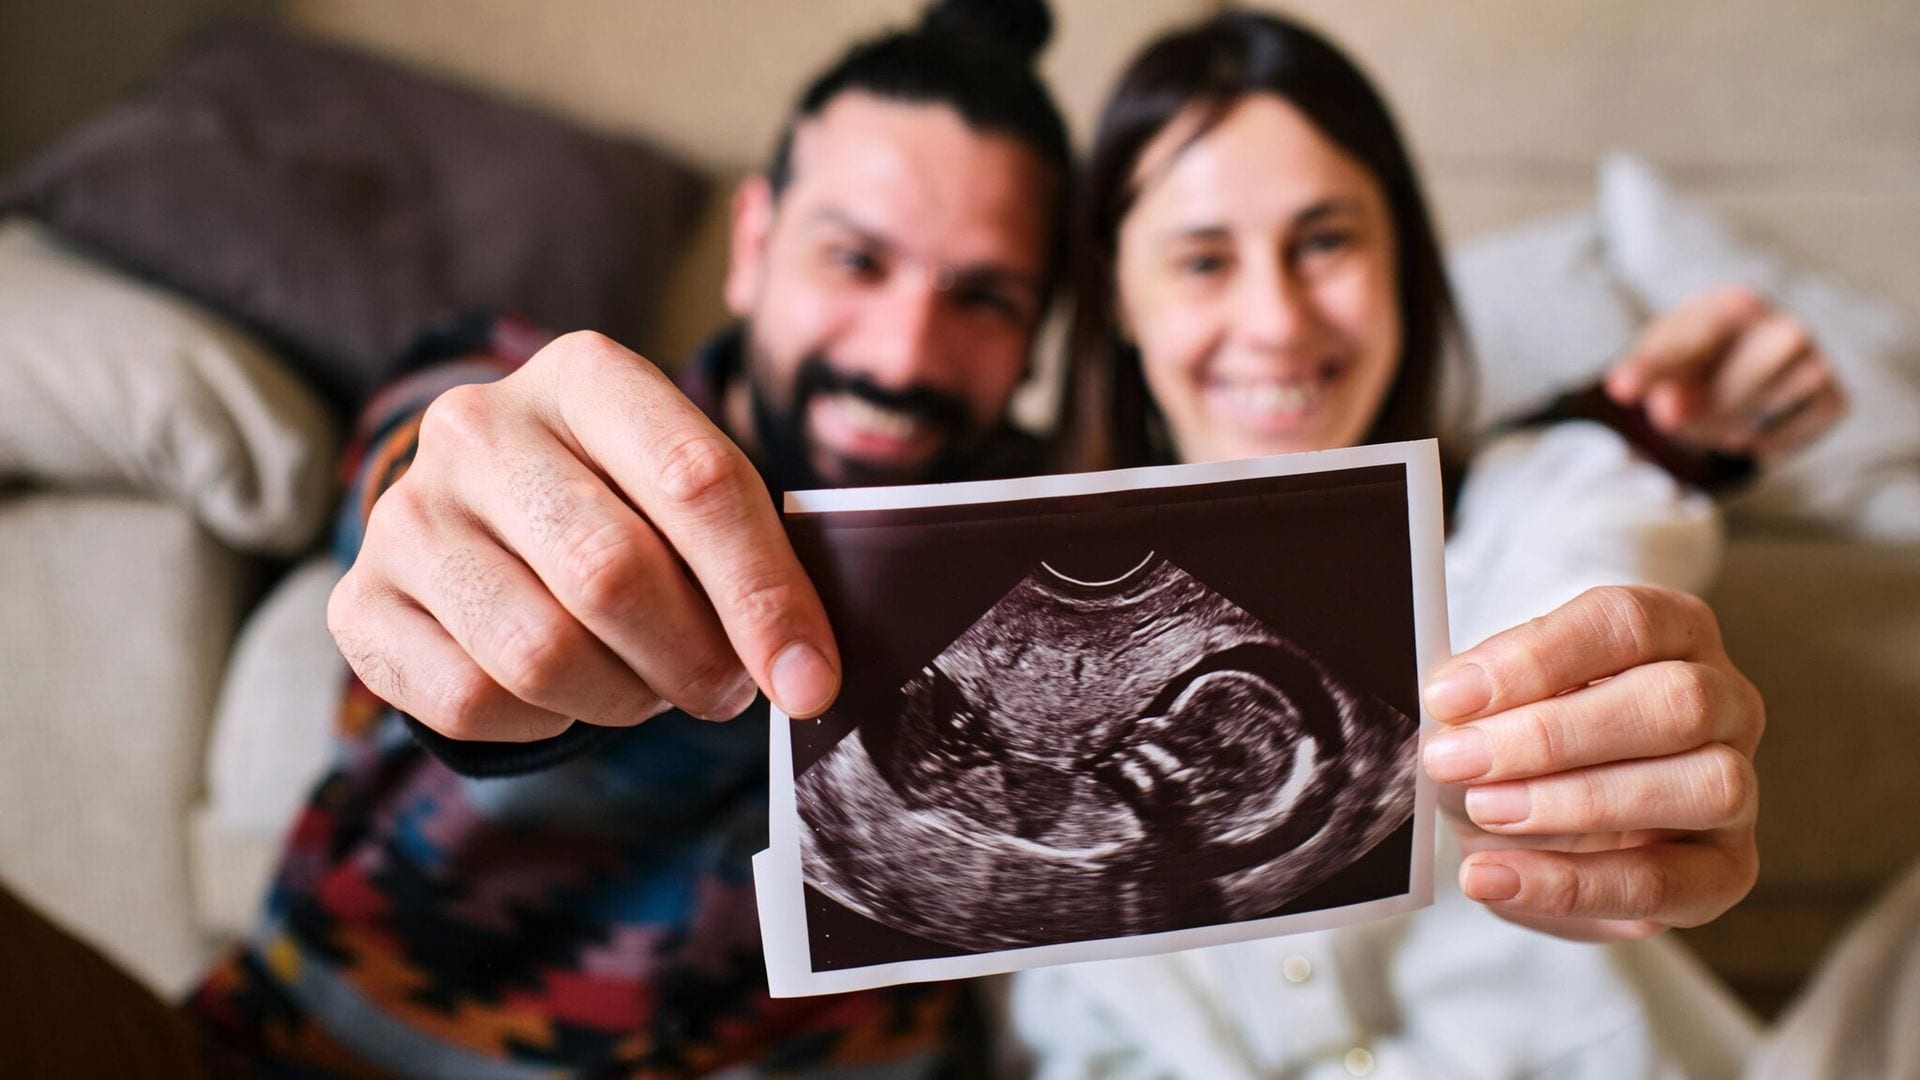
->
[724, 91, 1055, 488]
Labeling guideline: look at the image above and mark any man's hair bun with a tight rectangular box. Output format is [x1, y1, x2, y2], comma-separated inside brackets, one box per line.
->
[918, 0, 1053, 67]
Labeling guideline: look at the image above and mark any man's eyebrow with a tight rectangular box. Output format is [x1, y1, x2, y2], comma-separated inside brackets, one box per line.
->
[806, 207, 1044, 297]
[806, 207, 893, 247]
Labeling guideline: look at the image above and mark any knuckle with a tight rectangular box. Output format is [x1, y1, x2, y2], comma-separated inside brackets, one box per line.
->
[547, 330, 657, 387]
[1564, 770, 1607, 827]
[365, 476, 428, 540]
[1763, 312, 1812, 357]
[1515, 705, 1567, 774]
[728, 574, 807, 640]
[430, 666, 504, 741]
[558, 519, 651, 622]
[1590, 585, 1661, 656]
[492, 616, 580, 703]
[660, 652, 749, 715]
[654, 431, 750, 510]
[418, 382, 494, 454]
[1622, 858, 1673, 922]
[1712, 282, 1767, 315]
[1696, 743, 1756, 823]
[1660, 662, 1715, 741]
[1537, 863, 1588, 920]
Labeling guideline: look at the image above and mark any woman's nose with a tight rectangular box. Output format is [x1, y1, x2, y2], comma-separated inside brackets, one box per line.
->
[1235, 258, 1312, 351]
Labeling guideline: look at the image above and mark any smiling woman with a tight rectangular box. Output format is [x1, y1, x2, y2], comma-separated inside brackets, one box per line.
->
[1010, 9, 1769, 1076]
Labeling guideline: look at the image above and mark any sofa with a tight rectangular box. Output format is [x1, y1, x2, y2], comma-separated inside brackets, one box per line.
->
[1, 0, 1916, 1037]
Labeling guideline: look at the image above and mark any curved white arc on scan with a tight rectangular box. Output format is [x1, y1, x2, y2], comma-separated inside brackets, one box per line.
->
[1039, 549, 1158, 588]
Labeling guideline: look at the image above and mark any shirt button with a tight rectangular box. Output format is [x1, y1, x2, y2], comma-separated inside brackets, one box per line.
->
[1281, 954, 1313, 983]
[1344, 1046, 1376, 1076]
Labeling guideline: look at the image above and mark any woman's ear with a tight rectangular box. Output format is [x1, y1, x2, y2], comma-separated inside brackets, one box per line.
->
[723, 175, 776, 318]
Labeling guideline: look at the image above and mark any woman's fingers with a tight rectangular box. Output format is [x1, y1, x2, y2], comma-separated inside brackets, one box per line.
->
[1423, 657, 1762, 784]
[1424, 585, 1727, 724]
[1457, 743, 1758, 835]
[1459, 835, 1758, 931]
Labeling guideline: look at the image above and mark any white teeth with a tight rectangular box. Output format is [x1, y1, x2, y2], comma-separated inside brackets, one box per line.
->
[836, 395, 921, 440]
[1220, 379, 1322, 415]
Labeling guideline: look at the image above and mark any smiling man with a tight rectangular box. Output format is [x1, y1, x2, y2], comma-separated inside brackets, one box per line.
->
[184, 2, 1073, 1076]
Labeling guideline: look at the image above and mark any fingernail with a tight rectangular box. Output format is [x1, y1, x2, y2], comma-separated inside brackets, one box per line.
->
[1423, 727, 1492, 782]
[1465, 782, 1530, 826]
[771, 642, 837, 718]
[1424, 662, 1490, 720]
[1463, 861, 1522, 902]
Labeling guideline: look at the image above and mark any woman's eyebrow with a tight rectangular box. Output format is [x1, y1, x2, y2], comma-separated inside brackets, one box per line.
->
[1292, 197, 1365, 227]
[1156, 198, 1366, 246]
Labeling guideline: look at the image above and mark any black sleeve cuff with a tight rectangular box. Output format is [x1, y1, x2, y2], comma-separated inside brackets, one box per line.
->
[1517, 382, 1758, 496]
[401, 715, 624, 778]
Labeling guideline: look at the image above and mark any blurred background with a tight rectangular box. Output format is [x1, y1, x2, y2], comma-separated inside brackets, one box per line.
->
[2, 0, 1916, 1023]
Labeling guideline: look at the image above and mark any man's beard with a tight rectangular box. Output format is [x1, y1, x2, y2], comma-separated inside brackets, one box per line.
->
[748, 350, 975, 494]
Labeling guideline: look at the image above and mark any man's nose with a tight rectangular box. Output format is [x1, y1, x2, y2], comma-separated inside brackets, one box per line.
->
[852, 276, 946, 389]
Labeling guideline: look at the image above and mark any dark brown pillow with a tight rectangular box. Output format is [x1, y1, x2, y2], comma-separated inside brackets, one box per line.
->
[1, 18, 709, 412]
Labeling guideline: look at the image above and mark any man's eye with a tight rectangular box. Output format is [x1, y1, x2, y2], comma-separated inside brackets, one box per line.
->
[955, 287, 1025, 323]
[831, 246, 882, 278]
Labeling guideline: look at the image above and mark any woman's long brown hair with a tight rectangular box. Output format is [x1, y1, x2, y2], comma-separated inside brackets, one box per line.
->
[1059, 10, 1473, 494]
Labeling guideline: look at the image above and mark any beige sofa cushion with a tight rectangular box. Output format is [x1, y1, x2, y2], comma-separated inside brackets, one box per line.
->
[0, 219, 337, 554]
[192, 555, 348, 939]
[0, 493, 257, 996]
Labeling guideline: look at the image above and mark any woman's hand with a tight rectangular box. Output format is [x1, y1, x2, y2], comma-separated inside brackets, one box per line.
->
[1421, 584, 1763, 941]
[1606, 284, 1846, 466]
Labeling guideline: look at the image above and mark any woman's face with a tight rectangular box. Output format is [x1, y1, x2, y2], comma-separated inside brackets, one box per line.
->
[1115, 93, 1402, 463]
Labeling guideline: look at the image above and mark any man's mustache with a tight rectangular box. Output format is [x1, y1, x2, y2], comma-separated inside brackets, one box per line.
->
[794, 356, 970, 435]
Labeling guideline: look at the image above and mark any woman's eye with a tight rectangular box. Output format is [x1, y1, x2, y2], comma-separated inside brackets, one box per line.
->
[1294, 230, 1354, 258]
[1176, 252, 1229, 277]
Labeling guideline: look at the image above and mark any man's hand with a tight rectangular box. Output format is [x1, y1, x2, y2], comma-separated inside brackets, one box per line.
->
[326, 331, 842, 743]
[1421, 585, 1763, 941]
[1605, 284, 1846, 466]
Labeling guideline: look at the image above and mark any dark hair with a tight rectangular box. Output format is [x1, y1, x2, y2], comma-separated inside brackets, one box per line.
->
[764, 0, 1074, 283]
[1061, 9, 1473, 477]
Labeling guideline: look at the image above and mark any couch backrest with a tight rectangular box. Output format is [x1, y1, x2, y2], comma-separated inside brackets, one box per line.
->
[283, 0, 1920, 363]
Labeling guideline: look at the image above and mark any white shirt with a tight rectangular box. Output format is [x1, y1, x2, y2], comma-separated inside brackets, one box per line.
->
[1005, 423, 1759, 1079]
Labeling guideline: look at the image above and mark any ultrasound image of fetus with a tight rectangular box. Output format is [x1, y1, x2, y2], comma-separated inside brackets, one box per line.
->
[797, 553, 1417, 952]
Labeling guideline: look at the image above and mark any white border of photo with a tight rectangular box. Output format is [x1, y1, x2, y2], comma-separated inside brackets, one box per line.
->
[756, 438, 1452, 997]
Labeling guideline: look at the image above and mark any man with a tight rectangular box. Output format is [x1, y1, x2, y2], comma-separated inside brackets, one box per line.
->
[0, 1, 1845, 1076]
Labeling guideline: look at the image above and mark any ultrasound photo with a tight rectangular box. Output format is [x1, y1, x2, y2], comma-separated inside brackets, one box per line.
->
[756, 442, 1448, 996]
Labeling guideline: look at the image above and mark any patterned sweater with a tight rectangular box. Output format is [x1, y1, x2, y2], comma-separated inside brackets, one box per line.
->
[189, 321, 1031, 1079]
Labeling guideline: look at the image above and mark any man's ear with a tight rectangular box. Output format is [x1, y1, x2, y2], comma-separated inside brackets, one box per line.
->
[723, 175, 776, 319]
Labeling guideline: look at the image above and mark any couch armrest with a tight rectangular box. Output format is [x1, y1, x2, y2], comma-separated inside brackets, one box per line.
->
[0, 492, 257, 997]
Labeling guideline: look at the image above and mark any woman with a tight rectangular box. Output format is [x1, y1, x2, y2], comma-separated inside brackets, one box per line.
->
[1011, 11, 1767, 1076]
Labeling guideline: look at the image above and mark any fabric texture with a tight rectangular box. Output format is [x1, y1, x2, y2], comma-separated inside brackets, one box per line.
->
[0, 493, 257, 998]
[1747, 857, 1920, 1080]
[0, 217, 337, 554]
[1007, 423, 1758, 1079]
[1448, 152, 1920, 540]
[0, 18, 709, 414]
[193, 554, 350, 939]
